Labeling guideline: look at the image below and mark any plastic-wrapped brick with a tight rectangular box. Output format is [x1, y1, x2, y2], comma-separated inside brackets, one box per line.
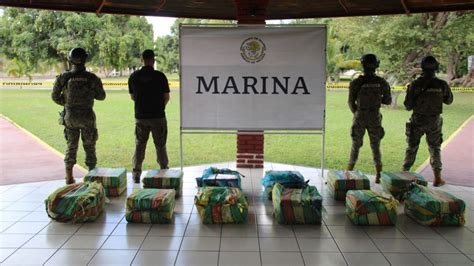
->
[346, 190, 398, 225]
[272, 183, 322, 224]
[126, 189, 176, 224]
[84, 168, 127, 197]
[194, 187, 248, 224]
[327, 170, 370, 201]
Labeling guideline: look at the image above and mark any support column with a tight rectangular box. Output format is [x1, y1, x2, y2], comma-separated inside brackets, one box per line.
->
[234, 0, 268, 168]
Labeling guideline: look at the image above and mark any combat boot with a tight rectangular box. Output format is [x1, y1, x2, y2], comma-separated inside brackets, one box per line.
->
[132, 171, 141, 184]
[375, 164, 383, 184]
[65, 167, 75, 185]
[433, 169, 445, 187]
[346, 163, 355, 171]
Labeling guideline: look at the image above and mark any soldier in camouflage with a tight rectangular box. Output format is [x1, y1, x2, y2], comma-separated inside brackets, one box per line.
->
[52, 48, 106, 184]
[347, 54, 392, 183]
[403, 56, 453, 187]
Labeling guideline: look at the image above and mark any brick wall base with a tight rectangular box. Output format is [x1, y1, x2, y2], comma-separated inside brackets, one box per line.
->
[236, 131, 264, 168]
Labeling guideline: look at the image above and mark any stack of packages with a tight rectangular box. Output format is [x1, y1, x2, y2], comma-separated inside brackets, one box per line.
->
[142, 169, 183, 197]
[272, 183, 323, 224]
[45, 182, 105, 223]
[380, 172, 428, 200]
[126, 189, 176, 223]
[405, 184, 465, 226]
[261, 170, 307, 200]
[196, 167, 243, 188]
[84, 168, 127, 197]
[345, 190, 399, 225]
[194, 186, 249, 224]
[327, 170, 370, 201]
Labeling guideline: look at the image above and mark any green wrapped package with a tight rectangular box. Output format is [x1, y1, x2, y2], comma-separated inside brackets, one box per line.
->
[346, 190, 399, 225]
[405, 184, 465, 226]
[84, 168, 127, 197]
[194, 187, 249, 224]
[126, 189, 176, 224]
[327, 170, 370, 200]
[142, 169, 183, 197]
[272, 183, 322, 224]
[380, 172, 428, 200]
[45, 182, 105, 223]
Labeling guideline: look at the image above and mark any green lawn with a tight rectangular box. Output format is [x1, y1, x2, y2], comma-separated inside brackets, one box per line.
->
[0, 89, 472, 175]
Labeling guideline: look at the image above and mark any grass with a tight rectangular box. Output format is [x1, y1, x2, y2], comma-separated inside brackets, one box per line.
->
[0, 89, 472, 174]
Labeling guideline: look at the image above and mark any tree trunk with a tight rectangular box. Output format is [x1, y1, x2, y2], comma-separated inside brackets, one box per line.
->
[446, 52, 461, 81]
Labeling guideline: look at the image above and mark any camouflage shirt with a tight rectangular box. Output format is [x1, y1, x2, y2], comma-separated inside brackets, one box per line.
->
[404, 75, 453, 115]
[348, 74, 392, 113]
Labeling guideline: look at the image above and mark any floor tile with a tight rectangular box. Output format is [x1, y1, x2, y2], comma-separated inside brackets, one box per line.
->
[75, 222, 117, 235]
[101, 235, 145, 250]
[343, 252, 389, 266]
[328, 225, 368, 239]
[334, 238, 379, 253]
[397, 224, 443, 239]
[112, 223, 151, 236]
[220, 237, 259, 252]
[94, 211, 125, 223]
[2, 221, 49, 234]
[298, 238, 339, 252]
[185, 224, 222, 237]
[2, 248, 56, 265]
[260, 237, 299, 252]
[89, 249, 137, 265]
[448, 238, 474, 254]
[222, 225, 258, 237]
[173, 213, 191, 224]
[434, 227, 474, 241]
[0, 233, 34, 248]
[0, 248, 16, 263]
[148, 224, 185, 236]
[258, 225, 294, 237]
[426, 253, 473, 265]
[363, 226, 406, 239]
[39, 223, 81, 235]
[261, 251, 304, 266]
[256, 214, 274, 225]
[131, 250, 178, 266]
[384, 253, 432, 266]
[219, 251, 261, 266]
[44, 249, 96, 265]
[0, 222, 14, 233]
[62, 235, 108, 249]
[411, 238, 460, 254]
[175, 251, 218, 266]
[373, 238, 419, 253]
[302, 252, 346, 266]
[324, 214, 354, 226]
[141, 236, 182, 250]
[293, 225, 332, 238]
[3, 202, 43, 212]
[23, 234, 70, 249]
[180, 237, 220, 251]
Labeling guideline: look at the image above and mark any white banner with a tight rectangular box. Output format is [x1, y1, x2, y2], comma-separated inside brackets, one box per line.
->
[180, 25, 326, 130]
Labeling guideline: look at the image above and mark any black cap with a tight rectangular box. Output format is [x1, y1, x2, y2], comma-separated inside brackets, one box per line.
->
[142, 49, 155, 59]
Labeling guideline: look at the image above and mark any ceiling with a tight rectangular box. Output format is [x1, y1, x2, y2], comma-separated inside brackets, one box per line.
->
[1, 0, 473, 20]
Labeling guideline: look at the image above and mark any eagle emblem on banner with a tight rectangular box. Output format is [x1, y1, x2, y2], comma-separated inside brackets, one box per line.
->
[240, 37, 266, 63]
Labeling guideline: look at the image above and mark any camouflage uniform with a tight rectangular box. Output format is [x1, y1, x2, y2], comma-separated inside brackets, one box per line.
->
[52, 65, 106, 171]
[402, 74, 453, 172]
[348, 74, 392, 170]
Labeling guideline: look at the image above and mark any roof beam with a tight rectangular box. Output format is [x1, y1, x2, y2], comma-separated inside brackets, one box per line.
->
[338, 0, 349, 14]
[400, 0, 411, 15]
[96, 0, 107, 15]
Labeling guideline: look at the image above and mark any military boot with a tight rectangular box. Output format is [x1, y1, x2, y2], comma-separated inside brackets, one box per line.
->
[433, 169, 445, 187]
[375, 164, 383, 184]
[346, 163, 355, 171]
[65, 167, 75, 185]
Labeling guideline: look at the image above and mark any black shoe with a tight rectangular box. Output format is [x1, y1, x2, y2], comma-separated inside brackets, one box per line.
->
[132, 172, 141, 184]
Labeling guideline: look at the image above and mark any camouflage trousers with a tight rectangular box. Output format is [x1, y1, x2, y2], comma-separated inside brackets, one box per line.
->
[349, 111, 385, 166]
[132, 118, 169, 174]
[64, 126, 98, 170]
[403, 114, 443, 171]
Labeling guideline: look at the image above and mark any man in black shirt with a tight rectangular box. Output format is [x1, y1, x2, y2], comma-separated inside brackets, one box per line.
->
[129, 49, 170, 183]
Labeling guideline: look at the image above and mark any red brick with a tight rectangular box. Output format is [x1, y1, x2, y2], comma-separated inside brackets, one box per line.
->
[237, 154, 253, 159]
[247, 140, 264, 145]
[236, 159, 246, 163]
[239, 145, 254, 150]
[237, 164, 254, 168]
[237, 135, 255, 140]
[253, 135, 264, 141]
[255, 155, 264, 159]
[254, 164, 264, 168]
[247, 159, 264, 164]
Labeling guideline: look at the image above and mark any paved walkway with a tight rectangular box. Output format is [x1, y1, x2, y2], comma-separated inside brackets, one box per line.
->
[419, 116, 474, 187]
[0, 117, 85, 185]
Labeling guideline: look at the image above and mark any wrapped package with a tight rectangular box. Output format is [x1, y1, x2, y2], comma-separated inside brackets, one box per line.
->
[327, 170, 370, 201]
[84, 168, 127, 197]
[346, 190, 399, 225]
[272, 183, 322, 224]
[45, 182, 105, 223]
[380, 172, 428, 200]
[126, 188, 176, 224]
[194, 187, 248, 224]
[196, 167, 243, 189]
[405, 184, 465, 226]
[142, 169, 183, 197]
[261, 170, 307, 200]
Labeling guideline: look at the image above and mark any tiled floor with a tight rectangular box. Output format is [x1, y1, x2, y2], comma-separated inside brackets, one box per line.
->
[0, 162, 473, 266]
